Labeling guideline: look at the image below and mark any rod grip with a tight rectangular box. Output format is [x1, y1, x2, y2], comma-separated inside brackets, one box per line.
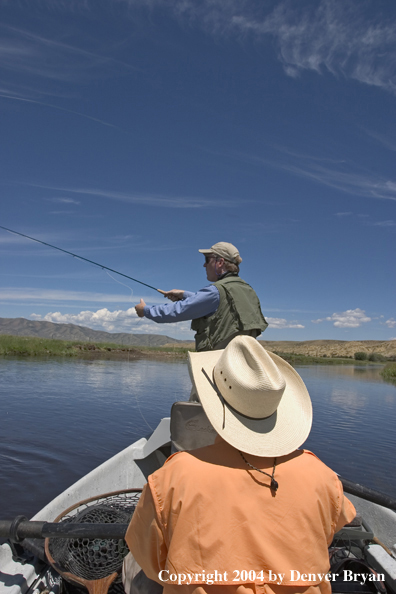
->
[0, 520, 128, 541]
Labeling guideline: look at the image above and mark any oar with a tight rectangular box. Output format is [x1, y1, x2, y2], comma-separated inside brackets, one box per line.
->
[339, 477, 396, 511]
[0, 516, 128, 542]
[1, 480, 395, 544]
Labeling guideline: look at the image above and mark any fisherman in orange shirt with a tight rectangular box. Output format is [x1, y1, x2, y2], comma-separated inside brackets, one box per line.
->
[124, 335, 356, 594]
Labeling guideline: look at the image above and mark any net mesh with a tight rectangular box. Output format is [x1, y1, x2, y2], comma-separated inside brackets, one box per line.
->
[48, 491, 141, 582]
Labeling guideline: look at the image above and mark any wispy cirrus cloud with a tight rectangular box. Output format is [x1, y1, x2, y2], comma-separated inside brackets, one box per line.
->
[313, 308, 371, 328]
[0, 227, 81, 246]
[50, 197, 81, 205]
[334, 213, 395, 227]
[372, 220, 396, 227]
[119, 0, 396, 94]
[0, 92, 119, 128]
[24, 183, 241, 209]
[231, 0, 396, 94]
[4, 1, 396, 96]
[235, 148, 396, 202]
[362, 129, 396, 153]
[0, 22, 136, 121]
[280, 163, 396, 201]
[0, 24, 136, 83]
[0, 287, 137, 303]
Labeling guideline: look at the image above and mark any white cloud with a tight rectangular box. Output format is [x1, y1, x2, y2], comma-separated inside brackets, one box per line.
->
[385, 318, 396, 329]
[267, 317, 304, 329]
[30, 307, 194, 337]
[313, 308, 371, 328]
[31, 307, 138, 329]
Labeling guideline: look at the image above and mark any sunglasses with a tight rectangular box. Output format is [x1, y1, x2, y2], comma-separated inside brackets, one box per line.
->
[204, 255, 217, 264]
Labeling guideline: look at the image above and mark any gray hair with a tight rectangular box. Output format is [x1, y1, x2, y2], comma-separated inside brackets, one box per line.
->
[223, 260, 240, 274]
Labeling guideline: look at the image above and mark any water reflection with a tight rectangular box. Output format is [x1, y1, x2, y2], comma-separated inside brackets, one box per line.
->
[329, 388, 366, 412]
[299, 365, 396, 497]
[0, 359, 395, 521]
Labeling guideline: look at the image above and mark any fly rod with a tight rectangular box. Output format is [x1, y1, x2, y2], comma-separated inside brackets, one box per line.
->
[0, 225, 166, 295]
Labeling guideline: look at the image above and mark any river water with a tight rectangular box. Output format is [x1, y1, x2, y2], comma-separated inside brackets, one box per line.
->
[0, 357, 395, 522]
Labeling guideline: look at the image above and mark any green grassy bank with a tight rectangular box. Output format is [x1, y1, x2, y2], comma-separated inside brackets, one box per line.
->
[380, 362, 396, 381]
[270, 351, 373, 366]
[0, 334, 189, 358]
[0, 334, 389, 367]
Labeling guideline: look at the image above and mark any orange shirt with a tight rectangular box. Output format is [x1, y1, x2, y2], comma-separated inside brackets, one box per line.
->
[125, 439, 355, 594]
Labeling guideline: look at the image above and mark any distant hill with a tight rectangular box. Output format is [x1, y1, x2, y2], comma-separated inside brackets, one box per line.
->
[1, 318, 395, 357]
[0, 317, 184, 347]
[259, 339, 396, 359]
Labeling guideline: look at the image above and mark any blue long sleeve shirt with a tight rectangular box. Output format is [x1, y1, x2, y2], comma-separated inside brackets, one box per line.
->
[143, 285, 220, 323]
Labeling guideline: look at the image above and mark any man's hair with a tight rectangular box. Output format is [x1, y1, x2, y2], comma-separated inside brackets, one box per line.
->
[223, 260, 240, 273]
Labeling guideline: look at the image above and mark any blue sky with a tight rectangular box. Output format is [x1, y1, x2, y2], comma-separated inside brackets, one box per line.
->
[1, 0, 395, 342]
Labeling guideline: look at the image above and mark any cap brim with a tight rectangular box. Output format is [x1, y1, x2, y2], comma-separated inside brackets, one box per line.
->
[188, 349, 313, 457]
[198, 248, 212, 254]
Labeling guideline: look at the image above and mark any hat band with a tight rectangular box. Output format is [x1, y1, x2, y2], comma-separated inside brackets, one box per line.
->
[223, 396, 276, 422]
[200, 368, 276, 429]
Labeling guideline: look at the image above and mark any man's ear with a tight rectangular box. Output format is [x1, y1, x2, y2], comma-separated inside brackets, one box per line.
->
[217, 257, 226, 271]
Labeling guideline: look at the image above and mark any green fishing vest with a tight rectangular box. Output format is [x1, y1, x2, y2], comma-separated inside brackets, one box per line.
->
[191, 276, 268, 352]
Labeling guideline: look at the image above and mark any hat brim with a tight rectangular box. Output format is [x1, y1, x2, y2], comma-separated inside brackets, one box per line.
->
[188, 348, 313, 457]
[198, 248, 212, 255]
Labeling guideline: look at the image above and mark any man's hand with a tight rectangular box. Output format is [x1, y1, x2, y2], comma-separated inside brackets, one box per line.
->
[162, 289, 185, 302]
[135, 299, 146, 317]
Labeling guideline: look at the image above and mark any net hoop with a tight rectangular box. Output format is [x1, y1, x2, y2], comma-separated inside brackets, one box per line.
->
[44, 488, 142, 593]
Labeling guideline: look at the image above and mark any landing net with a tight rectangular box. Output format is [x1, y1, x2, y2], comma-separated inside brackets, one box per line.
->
[46, 490, 141, 582]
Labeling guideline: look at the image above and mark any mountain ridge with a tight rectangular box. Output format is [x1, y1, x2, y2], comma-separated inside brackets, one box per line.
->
[1, 318, 395, 357]
[0, 317, 183, 347]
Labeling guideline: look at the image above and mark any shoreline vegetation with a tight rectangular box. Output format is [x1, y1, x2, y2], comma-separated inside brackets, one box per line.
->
[0, 335, 189, 360]
[380, 363, 396, 380]
[1, 335, 395, 373]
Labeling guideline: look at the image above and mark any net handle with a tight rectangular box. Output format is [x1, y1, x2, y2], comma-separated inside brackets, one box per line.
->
[56, 568, 118, 594]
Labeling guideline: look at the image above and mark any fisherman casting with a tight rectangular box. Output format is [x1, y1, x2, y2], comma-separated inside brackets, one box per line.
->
[134, 242, 268, 352]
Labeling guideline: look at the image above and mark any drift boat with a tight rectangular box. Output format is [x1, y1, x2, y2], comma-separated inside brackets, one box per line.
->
[1, 402, 396, 594]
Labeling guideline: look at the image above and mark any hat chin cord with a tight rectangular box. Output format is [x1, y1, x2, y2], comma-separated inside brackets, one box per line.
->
[239, 451, 278, 493]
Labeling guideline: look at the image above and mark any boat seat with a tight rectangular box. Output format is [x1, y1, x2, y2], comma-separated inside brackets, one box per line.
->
[170, 401, 217, 453]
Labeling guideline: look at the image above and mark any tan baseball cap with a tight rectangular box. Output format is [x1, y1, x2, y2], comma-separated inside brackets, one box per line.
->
[199, 242, 242, 264]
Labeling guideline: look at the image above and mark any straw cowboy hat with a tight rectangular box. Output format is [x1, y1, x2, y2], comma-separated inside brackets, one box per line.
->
[188, 335, 313, 457]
